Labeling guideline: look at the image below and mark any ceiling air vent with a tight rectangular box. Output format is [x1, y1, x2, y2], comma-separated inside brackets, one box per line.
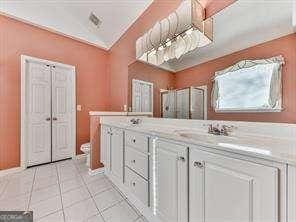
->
[89, 12, 102, 28]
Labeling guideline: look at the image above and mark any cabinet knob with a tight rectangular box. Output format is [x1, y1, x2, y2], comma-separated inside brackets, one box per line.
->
[53, 117, 57, 121]
[177, 156, 186, 162]
[132, 138, 136, 143]
[132, 182, 136, 186]
[131, 160, 136, 164]
[45, 117, 51, 121]
[194, 161, 204, 168]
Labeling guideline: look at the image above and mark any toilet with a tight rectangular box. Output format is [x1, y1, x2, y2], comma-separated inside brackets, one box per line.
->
[80, 142, 91, 167]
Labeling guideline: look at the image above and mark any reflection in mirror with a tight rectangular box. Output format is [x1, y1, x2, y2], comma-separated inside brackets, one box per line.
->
[129, 0, 295, 122]
[161, 86, 207, 119]
[136, 0, 294, 72]
[128, 61, 208, 119]
[212, 56, 284, 112]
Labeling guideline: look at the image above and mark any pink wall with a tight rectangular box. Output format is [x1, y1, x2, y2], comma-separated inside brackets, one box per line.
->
[128, 61, 175, 117]
[176, 34, 296, 123]
[109, 0, 235, 111]
[109, 0, 182, 111]
[0, 15, 110, 170]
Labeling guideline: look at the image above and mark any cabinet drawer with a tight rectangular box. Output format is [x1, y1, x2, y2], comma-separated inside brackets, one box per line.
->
[125, 167, 148, 205]
[125, 131, 148, 153]
[125, 146, 148, 179]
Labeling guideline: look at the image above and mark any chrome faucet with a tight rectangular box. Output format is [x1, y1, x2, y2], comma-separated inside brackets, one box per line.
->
[130, 118, 141, 125]
[207, 124, 234, 136]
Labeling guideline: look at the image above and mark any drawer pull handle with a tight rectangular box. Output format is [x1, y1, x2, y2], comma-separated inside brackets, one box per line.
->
[131, 160, 136, 164]
[194, 161, 204, 168]
[177, 156, 186, 162]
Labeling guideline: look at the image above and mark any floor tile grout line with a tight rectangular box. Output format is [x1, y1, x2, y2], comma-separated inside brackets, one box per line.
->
[34, 209, 62, 222]
[0, 179, 10, 200]
[100, 199, 125, 213]
[106, 177, 146, 221]
[55, 163, 66, 222]
[26, 167, 37, 212]
[74, 162, 107, 222]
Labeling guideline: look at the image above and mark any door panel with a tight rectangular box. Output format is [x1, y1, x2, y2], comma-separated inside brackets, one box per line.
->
[191, 88, 204, 119]
[150, 140, 188, 222]
[27, 61, 51, 166]
[110, 128, 124, 183]
[190, 148, 279, 222]
[132, 80, 153, 112]
[101, 126, 111, 171]
[132, 81, 141, 112]
[176, 88, 190, 119]
[51, 66, 74, 161]
[141, 83, 152, 112]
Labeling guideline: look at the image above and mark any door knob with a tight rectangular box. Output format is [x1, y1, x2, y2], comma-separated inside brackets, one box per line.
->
[52, 117, 57, 121]
[45, 117, 51, 121]
[194, 161, 204, 168]
[177, 156, 186, 162]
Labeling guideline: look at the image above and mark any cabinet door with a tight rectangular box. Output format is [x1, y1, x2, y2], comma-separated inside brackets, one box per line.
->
[110, 128, 124, 183]
[100, 125, 111, 171]
[150, 139, 188, 222]
[190, 148, 279, 222]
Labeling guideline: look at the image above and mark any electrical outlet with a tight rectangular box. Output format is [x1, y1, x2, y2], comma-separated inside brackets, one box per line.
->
[77, 105, 82, 111]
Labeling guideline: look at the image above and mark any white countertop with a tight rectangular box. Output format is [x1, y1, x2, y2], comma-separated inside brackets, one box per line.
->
[89, 111, 153, 116]
[100, 117, 296, 166]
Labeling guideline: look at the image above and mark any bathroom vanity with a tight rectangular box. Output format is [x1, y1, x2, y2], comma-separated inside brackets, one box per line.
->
[100, 116, 296, 222]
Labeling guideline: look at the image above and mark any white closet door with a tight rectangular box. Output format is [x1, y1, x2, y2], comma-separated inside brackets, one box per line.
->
[132, 80, 142, 112]
[141, 83, 152, 112]
[27, 62, 51, 166]
[51, 65, 75, 161]
[132, 79, 153, 113]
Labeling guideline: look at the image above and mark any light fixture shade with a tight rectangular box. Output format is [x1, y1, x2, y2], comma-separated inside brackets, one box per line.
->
[135, 0, 213, 62]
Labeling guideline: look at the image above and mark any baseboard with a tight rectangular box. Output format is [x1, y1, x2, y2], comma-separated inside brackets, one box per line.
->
[88, 167, 105, 176]
[0, 167, 23, 178]
[75, 154, 87, 160]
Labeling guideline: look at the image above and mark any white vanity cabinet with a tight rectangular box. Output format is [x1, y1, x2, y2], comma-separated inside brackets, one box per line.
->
[100, 123, 293, 222]
[100, 125, 111, 171]
[189, 148, 279, 222]
[150, 139, 188, 222]
[100, 125, 124, 183]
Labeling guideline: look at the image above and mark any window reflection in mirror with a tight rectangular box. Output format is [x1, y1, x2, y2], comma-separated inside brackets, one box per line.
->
[212, 56, 284, 112]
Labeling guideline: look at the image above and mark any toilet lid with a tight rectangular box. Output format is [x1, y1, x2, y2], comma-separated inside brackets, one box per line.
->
[81, 142, 91, 149]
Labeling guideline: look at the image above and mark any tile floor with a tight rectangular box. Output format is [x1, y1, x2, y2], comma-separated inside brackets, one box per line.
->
[0, 159, 148, 222]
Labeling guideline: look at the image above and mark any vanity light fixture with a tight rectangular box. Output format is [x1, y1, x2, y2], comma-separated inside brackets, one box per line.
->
[136, 0, 213, 66]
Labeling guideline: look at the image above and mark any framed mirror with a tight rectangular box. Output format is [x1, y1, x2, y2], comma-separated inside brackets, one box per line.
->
[128, 0, 295, 123]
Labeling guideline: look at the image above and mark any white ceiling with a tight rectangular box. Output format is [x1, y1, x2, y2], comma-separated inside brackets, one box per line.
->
[159, 0, 295, 72]
[0, 0, 153, 49]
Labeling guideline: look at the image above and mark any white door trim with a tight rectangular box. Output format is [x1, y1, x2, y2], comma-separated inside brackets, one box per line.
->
[21, 55, 76, 169]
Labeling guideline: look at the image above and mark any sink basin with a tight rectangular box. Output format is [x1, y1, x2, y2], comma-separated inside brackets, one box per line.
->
[174, 130, 238, 144]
